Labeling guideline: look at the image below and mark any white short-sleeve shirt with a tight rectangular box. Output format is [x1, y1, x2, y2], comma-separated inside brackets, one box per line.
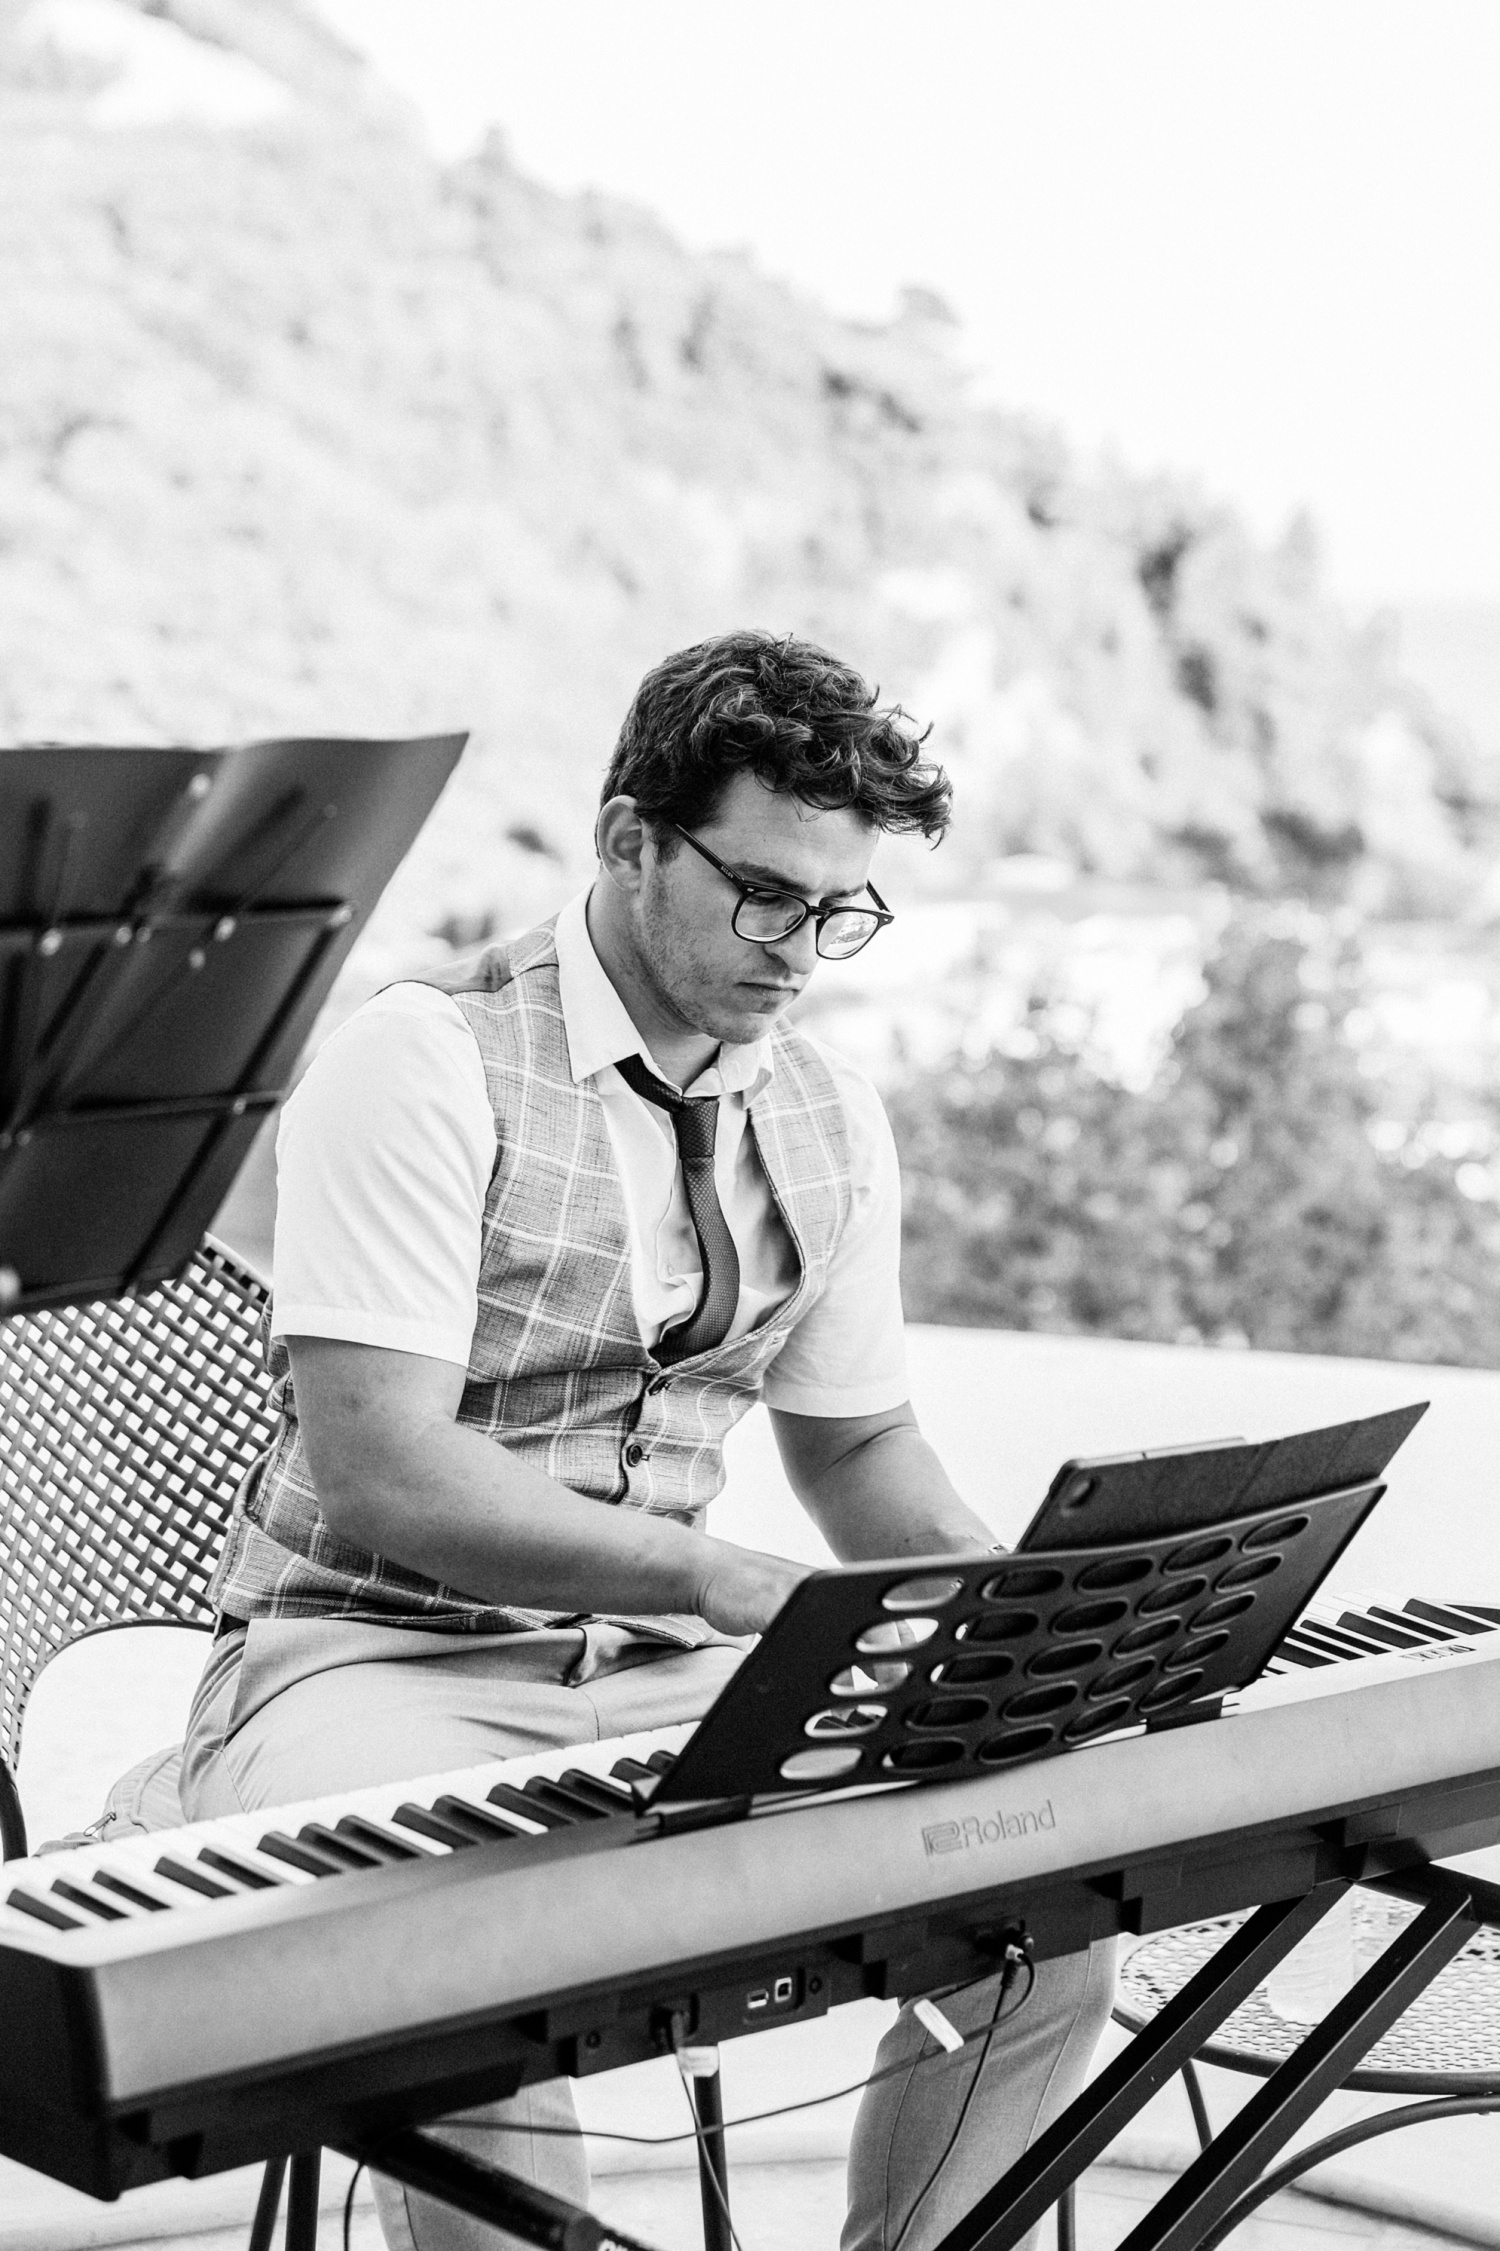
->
[271, 892, 910, 1418]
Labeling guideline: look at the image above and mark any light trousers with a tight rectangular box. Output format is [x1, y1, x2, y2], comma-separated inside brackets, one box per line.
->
[180, 1619, 1115, 2251]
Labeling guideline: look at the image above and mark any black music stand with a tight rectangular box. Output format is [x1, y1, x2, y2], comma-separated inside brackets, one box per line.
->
[0, 735, 464, 1315]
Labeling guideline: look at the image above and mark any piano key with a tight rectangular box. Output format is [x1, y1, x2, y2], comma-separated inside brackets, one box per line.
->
[1334, 1610, 1426, 1650]
[646, 1750, 678, 1774]
[610, 1757, 658, 1783]
[334, 1815, 427, 1862]
[1406, 1598, 1497, 1636]
[298, 1823, 388, 1870]
[1370, 1603, 1459, 1641]
[258, 1832, 348, 1879]
[557, 1769, 636, 1814]
[1432, 1603, 1500, 1633]
[9, 1888, 85, 1930]
[92, 1870, 171, 1912]
[1274, 1633, 1337, 1668]
[50, 1878, 129, 1922]
[430, 1796, 536, 1843]
[486, 1783, 567, 1831]
[1294, 1620, 1392, 1662]
[522, 1778, 609, 1823]
[198, 1848, 285, 1891]
[392, 1805, 479, 1851]
[155, 1857, 235, 1900]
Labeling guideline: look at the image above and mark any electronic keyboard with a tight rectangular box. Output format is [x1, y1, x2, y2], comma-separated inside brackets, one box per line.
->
[3, 1591, 1500, 2201]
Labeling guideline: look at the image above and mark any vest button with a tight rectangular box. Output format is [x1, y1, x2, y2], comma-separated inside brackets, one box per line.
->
[624, 1441, 647, 1466]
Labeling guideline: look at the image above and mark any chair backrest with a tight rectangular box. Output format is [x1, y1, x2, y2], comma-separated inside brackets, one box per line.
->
[0, 1237, 278, 1779]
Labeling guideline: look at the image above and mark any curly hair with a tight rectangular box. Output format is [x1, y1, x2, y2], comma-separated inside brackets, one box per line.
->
[600, 631, 951, 842]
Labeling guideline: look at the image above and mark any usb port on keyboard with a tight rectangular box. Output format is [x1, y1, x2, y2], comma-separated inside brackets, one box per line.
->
[746, 1988, 770, 2011]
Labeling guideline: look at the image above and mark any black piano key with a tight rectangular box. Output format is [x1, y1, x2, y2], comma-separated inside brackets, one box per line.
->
[558, 1769, 635, 1814]
[1432, 1603, 1500, 1633]
[1406, 1598, 1495, 1637]
[646, 1750, 678, 1774]
[393, 1805, 479, 1850]
[299, 1822, 387, 1870]
[93, 1869, 171, 1912]
[431, 1795, 534, 1842]
[1274, 1633, 1337, 1668]
[334, 1815, 426, 1862]
[199, 1847, 284, 1890]
[523, 1777, 608, 1822]
[1374, 1603, 1457, 1640]
[8, 1887, 84, 1931]
[1319, 1624, 1395, 1659]
[50, 1878, 128, 1921]
[258, 1831, 348, 1878]
[1335, 1610, 1426, 1650]
[1452, 1603, 1500, 1626]
[1296, 1620, 1389, 1661]
[486, 1783, 567, 1830]
[610, 1757, 658, 1783]
[155, 1856, 235, 1900]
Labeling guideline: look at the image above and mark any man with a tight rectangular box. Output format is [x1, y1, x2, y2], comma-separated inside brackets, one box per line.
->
[183, 632, 1114, 2251]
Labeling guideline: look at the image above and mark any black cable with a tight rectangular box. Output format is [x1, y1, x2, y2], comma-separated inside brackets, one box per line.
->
[1196, 2092, 1500, 2251]
[890, 1950, 1037, 2251]
[462, 1975, 1038, 2152]
[342, 2157, 366, 2251]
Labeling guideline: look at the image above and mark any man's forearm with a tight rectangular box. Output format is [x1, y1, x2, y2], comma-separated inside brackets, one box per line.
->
[794, 1421, 997, 1563]
[290, 1336, 805, 1636]
[325, 1411, 715, 1613]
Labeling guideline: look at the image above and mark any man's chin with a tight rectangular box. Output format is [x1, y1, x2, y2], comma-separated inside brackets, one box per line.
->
[705, 991, 798, 1043]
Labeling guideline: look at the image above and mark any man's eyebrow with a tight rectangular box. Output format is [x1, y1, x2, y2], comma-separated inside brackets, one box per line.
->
[731, 857, 864, 902]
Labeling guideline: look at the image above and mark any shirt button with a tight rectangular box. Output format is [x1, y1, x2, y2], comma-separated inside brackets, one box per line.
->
[624, 1441, 647, 1466]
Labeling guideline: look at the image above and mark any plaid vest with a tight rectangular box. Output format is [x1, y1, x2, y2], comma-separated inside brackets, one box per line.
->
[211, 921, 853, 1642]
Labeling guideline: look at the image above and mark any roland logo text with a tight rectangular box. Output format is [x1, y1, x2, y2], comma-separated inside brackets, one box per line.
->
[922, 1801, 1056, 1857]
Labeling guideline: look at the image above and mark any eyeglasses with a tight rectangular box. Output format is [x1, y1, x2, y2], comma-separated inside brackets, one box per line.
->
[668, 823, 895, 960]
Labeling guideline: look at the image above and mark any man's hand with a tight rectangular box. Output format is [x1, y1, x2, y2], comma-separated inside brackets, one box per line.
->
[692, 1541, 812, 1637]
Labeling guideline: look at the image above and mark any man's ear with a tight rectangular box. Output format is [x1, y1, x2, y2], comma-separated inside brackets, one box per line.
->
[596, 796, 650, 895]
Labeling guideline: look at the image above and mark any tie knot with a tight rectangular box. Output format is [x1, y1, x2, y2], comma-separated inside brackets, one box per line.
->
[673, 1097, 718, 1164]
[613, 1050, 718, 1163]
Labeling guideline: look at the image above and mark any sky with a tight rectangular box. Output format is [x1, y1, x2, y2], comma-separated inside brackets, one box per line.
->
[32, 0, 1500, 612]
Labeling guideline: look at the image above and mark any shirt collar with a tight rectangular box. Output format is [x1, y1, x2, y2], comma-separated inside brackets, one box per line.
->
[553, 890, 775, 1099]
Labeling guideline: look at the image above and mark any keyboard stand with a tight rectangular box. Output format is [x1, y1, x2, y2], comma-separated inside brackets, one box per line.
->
[345, 2125, 664, 2251]
[929, 1862, 1499, 2251]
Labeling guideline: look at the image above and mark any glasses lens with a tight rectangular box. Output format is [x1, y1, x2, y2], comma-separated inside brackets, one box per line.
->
[817, 910, 881, 959]
[735, 892, 806, 942]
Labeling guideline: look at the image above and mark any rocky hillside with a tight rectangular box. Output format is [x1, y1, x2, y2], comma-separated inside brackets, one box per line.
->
[2, 0, 1492, 953]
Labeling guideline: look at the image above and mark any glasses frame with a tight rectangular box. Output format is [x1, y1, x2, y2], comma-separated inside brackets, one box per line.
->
[667, 823, 895, 959]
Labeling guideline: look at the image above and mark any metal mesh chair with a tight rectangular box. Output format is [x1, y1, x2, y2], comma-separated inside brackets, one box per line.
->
[0, 1235, 317, 2251]
[1096, 1891, 1500, 2244]
[0, 1233, 276, 1856]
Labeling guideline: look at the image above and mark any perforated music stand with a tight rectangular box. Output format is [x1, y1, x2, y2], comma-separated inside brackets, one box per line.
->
[0, 734, 464, 1315]
[649, 1478, 1388, 1810]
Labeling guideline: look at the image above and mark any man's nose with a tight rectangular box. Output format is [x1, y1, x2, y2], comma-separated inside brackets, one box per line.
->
[767, 917, 820, 978]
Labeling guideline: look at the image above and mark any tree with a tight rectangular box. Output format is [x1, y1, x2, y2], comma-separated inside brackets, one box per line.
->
[890, 912, 1500, 1367]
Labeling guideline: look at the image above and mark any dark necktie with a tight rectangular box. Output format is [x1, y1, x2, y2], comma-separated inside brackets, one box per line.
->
[614, 1051, 741, 1363]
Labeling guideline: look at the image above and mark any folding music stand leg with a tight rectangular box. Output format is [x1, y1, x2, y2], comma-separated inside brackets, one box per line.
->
[284, 2149, 321, 2251]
